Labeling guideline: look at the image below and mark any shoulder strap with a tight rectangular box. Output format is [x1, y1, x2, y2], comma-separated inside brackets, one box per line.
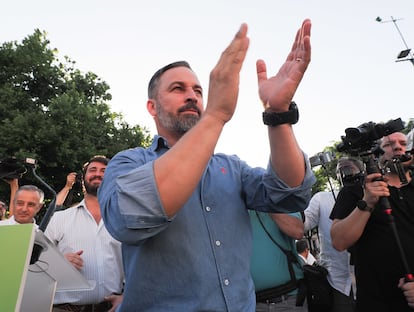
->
[255, 211, 301, 282]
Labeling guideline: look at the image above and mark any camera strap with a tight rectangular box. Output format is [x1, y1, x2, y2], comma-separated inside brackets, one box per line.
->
[254, 211, 301, 300]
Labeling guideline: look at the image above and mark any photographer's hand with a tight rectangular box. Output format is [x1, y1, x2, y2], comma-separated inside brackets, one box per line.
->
[363, 173, 390, 209]
[56, 172, 77, 206]
[65, 172, 77, 188]
[399, 277, 414, 308]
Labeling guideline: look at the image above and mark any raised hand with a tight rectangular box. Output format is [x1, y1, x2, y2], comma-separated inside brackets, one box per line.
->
[65, 172, 77, 189]
[205, 23, 250, 124]
[257, 19, 311, 112]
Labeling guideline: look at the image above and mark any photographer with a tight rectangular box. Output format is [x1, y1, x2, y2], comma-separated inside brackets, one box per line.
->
[330, 132, 414, 312]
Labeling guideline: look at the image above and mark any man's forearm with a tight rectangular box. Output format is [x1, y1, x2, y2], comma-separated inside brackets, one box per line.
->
[154, 114, 224, 218]
[271, 213, 304, 240]
[268, 124, 305, 187]
[331, 210, 370, 251]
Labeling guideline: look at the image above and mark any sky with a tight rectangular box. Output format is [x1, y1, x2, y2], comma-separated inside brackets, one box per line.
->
[2, 0, 413, 167]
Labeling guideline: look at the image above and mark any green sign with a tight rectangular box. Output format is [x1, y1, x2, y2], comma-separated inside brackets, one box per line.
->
[0, 224, 35, 312]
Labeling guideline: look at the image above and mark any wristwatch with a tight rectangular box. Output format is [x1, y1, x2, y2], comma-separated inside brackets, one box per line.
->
[262, 101, 299, 127]
[356, 200, 374, 213]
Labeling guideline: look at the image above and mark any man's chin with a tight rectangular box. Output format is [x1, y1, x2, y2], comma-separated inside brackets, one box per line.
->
[16, 217, 31, 224]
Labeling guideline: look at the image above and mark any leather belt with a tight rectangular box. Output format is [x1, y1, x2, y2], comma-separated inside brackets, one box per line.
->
[258, 294, 291, 304]
[54, 301, 111, 312]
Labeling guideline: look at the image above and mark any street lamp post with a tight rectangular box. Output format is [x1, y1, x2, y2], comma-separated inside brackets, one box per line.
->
[376, 16, 414, 67]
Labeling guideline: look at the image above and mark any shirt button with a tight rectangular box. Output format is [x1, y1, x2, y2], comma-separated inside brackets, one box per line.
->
[205, 206, 211, 212]
[224, 279, 230, 286]
[215, 240, 221, 246]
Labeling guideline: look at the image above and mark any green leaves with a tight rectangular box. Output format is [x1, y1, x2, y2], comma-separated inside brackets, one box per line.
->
[0, 29, 150, 208]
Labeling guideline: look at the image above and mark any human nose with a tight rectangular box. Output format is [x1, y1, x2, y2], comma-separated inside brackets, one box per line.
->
[392, 142, 404, 152]
[185, 88, 199, 102]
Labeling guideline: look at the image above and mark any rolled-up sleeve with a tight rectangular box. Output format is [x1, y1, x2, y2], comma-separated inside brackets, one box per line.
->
[99, 148, 171, 245]
[246, 153, 315, 213]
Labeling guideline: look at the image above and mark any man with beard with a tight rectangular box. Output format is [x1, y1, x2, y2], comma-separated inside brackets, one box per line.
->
[98, 20, 315, 311]
[45, 156, 124, 312]
[330, 132, 414, 312]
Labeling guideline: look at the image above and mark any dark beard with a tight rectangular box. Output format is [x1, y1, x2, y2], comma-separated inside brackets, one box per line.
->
[84, 180, 99, 196]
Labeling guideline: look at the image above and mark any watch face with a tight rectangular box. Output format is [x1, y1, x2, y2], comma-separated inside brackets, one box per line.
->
[357, 200, 367, 210]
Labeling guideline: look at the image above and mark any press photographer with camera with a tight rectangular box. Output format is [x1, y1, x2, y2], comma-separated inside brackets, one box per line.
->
[330, 128, 414, 312]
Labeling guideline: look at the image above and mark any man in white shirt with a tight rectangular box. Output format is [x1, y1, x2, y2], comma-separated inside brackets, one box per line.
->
[305, 191, 356, 312]
[304, 157, 363, 312]
[0, 185, 44, 226]
[296, 238, 316, 265]
[45, 156, 124, 312]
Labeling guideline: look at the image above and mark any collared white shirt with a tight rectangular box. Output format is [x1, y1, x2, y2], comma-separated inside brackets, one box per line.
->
[304, 191, 354, 296]
[44, 200, 123, 304]
[299, 252, 316, 265]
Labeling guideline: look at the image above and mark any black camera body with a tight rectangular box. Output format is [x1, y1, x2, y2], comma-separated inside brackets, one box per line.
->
[75, 171, 83, 184]
[0, 157, 27, 180]
[309, 151, 335, 168]
[336, 118, 406, 184]
[337, 118, 404, 157]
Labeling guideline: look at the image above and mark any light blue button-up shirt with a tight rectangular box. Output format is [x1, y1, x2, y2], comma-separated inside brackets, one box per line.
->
[98, 136, 315, 312]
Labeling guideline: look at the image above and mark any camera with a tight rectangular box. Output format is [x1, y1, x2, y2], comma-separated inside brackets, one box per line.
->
[336, 158, 365, 187]
[75, 172, 83, 184]
[336, 118, 406, 182]
[0, 157, 27, 180]
[309, 151, 335, 168]
[336, 118, 404, 156]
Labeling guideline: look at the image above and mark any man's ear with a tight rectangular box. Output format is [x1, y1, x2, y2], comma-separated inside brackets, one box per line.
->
[36, 203, 44, 214]
[147, 100, 156, 117]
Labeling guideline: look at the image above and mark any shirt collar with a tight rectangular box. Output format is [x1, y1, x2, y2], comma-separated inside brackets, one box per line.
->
[152, 135, 170, 151]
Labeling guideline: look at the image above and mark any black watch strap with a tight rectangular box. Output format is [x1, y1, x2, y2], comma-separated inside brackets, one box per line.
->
[356, 200, 374, 213]
[262, 102, 299, 127]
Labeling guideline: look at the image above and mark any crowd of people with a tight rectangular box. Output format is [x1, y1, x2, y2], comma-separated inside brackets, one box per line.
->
[1, 18, 414, 312]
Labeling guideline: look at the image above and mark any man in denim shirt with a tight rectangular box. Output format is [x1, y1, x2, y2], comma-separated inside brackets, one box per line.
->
[99, 20, 315, 312]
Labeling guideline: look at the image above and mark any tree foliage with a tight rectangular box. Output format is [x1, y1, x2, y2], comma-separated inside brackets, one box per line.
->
[0, 29, 151, 206]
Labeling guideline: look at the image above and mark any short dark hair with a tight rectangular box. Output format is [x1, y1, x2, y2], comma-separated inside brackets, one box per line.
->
[147, 61, 192, 98]
[82, 155, 110, 175]
[296, 239, 309, 254]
